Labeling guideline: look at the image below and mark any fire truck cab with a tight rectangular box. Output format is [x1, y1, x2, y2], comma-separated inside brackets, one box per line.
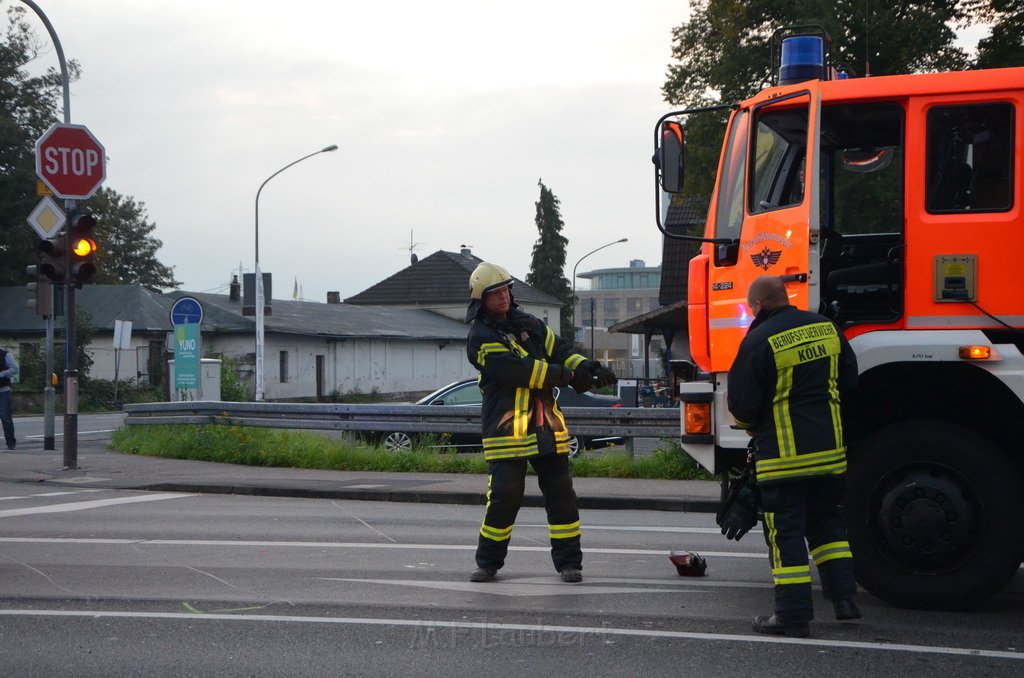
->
[655, 29, 1024, 609]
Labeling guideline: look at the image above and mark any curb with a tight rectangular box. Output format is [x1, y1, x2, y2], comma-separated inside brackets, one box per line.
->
[133, 482, 720, 513]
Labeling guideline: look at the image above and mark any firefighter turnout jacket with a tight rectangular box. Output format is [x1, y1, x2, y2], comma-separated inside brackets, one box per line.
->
[467, 307, 591, 462]
[727, 305, 858, 484]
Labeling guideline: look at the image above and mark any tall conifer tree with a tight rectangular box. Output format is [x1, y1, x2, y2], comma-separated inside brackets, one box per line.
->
[526, 180, 573, 343]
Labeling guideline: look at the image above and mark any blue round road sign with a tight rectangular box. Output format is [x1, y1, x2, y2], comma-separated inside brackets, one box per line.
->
[170, 296, 203, 326]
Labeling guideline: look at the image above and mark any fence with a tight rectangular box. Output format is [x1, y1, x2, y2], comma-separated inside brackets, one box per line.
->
[123, 401, 681, 443]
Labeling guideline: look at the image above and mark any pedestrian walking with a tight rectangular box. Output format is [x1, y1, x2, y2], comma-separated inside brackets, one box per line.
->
[0, 347, 19, 450]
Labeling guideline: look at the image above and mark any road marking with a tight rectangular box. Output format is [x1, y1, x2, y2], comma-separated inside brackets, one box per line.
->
[314, 575, 772, 592]
[0, 609, 1020, 660]
[0, 489, 105, 502]
[0, 493, 189, 518]
[53, 477, 111, 484]
[314, 577, 712, 597]
[23, 429, 118, 439]
[0, 537, 763, 558]
[524, 524, 761, 536]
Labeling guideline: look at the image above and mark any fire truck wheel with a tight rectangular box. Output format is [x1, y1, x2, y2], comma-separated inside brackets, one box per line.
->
[846, 420, 1024, 609]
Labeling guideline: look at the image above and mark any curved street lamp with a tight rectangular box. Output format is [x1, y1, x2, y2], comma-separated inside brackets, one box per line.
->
[254, 144, 338, 401]
[571, 237, 628, 351]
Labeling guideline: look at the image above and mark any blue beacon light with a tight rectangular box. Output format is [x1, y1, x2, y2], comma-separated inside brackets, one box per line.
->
[779, 36, 825, 85]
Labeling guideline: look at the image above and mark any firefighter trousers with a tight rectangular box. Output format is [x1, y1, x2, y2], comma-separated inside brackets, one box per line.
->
[759, 474, 856, 623]
[475, 453, 582, 573]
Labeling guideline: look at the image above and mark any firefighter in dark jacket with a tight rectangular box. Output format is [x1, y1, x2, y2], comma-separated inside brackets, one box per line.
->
[464, 262, 617, 583]
[727, 275, 860, 638]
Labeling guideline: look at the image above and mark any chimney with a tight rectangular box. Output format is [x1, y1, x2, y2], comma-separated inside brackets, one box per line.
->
[327, 291, 341, 304]
[629, 259, 646, 268]
[229, 275, 241, 302]
[460, 245, 472, 256]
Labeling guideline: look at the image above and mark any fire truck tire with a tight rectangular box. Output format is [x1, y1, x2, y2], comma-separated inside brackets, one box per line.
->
[846, 420, 1024, 609]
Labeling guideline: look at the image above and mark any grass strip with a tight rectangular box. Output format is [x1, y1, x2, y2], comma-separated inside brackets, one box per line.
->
[111, 425, 712, 481]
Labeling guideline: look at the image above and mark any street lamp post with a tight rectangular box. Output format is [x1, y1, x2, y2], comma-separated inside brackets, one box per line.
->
[571, 237, 628, 353]
[254, 144, 338, 401]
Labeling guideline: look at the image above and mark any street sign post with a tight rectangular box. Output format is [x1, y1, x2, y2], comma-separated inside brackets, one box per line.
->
[170, 297, 203, 399]
[34, 123, 106, 199]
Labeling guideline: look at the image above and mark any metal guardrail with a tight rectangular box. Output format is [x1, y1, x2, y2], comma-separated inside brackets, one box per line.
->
[123, 401, 681, 440]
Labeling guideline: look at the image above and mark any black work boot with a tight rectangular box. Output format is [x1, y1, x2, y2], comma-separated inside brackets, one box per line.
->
[752, 614, 810, 638]
[469, 567, 496, 582]
[559, 568, 582, 583]
[833, 598, 862, 620]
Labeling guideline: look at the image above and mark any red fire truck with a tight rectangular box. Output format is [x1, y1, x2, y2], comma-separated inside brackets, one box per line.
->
[655, 28, 1024, 608]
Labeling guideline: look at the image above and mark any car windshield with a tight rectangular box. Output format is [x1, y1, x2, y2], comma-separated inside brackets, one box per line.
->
[416, 381, 481, 406]
[417, 379, 622, 408]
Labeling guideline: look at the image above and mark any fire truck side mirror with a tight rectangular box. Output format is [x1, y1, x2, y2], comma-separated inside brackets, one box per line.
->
[657, 120, 685, 193]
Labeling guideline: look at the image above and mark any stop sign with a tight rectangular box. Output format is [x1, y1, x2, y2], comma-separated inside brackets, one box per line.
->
[35, 123, 106, 199]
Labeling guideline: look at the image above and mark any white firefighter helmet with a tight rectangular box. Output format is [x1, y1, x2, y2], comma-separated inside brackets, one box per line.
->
[465, 262, 514, 322]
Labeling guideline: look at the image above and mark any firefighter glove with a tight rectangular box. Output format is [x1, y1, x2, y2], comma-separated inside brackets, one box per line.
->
[570, 368, 594, 394]
[591, 363, 618, 388]
[716, 466, 758, 541]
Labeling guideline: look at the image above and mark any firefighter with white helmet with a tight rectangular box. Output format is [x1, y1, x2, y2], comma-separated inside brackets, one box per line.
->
[464, 261, 617, 583]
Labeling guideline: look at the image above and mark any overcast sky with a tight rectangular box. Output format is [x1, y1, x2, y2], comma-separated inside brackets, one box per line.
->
[22, 2, 989, 304]
[18, 0, 694, 302]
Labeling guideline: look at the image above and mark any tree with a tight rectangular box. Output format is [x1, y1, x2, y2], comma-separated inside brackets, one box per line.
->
[661, 0, 974, 206]
[84, 187, 180, 290]
[971, 0, 1024, 68]
[0, 6, 177, 290]
[525, 180, 573, 343]
[0, 4, 79, 286]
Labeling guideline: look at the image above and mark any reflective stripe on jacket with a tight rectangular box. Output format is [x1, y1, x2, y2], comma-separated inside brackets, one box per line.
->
[727, 305, 858, 484]
[467, 308, 589, 462]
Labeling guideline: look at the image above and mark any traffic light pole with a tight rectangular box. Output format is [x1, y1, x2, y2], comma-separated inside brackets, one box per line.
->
[44, 312, 55, 451]
[63, 209, 78, 468]
[21, 0, 78, 467]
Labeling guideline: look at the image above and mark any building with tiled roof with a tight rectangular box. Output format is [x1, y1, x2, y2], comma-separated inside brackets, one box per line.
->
[346, 247, 564, 330]
[0, 282, 478, 402]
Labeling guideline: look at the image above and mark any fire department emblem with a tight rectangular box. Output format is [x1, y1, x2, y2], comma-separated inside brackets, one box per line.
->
[750, 247, 782, 270]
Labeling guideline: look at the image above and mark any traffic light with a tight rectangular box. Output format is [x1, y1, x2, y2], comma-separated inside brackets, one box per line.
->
[67, 210, 98, 286]
[25, 265, 53, 317]
[37, 232, 66, 282]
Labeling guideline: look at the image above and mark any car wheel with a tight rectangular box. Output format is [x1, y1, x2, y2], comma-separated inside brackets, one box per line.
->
[567, 436, 581, 459]
[382, 431, 413, 453]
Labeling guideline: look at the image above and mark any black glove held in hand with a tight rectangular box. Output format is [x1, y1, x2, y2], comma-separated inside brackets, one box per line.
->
[591, 363, 618, 388]
[716, 468, 758, 541]
[570, 368, 594, 394]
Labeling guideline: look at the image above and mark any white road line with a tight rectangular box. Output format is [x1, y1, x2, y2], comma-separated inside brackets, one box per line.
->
[23, 429, 117, 439]
[532, 524, 760, 535]
[0, 537, 762, 558]
[314, 577, 716, 597]
[0, 609, 1019, 660]
[0, 489, 105, 502]
[0, 493, 189, 518]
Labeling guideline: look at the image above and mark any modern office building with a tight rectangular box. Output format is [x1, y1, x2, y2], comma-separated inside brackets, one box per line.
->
[574, 260, 663, 378]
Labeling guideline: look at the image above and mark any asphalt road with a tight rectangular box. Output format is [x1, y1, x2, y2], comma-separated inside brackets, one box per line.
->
[1, 482, 1022, 676]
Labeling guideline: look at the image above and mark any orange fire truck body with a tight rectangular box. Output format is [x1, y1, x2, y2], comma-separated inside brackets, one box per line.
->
[656, 42, 1024, 608]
